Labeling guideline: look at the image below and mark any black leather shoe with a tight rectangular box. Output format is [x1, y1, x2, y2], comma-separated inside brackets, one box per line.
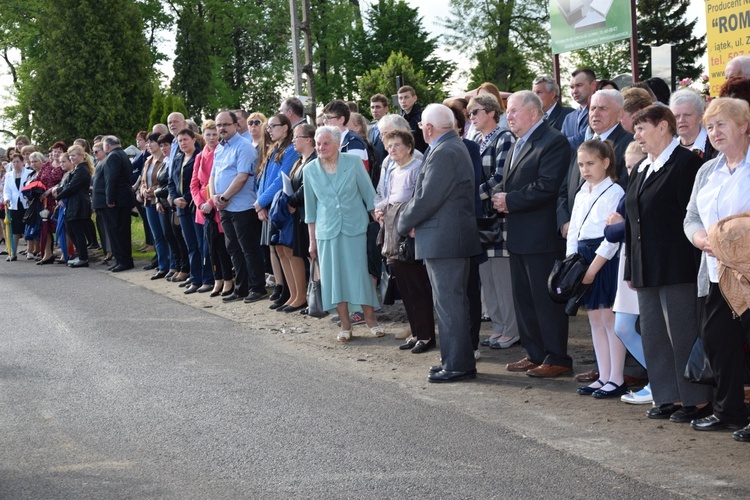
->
[269, 302, 284, 310]
[111, 264, 134, 272]
[220, 286, 235, 297]
[691, 415, 747, 431]
[647, 403, 682, 419]
[283, 303, 307, 313]
[429, 365, 443, 373]
[142, 263, 157, 270]
[222, 293, 245, 303]
[479, 338, 492, 347]
[733, 423, 750, 442]
[244, 291, 268, 303]
[69, 260, 89, 268]
[577, 380, 605, 396]
[399, 338, 418, 350]
[107, 264, 118, 271]
[670, 404, 713, 423]
[428, 369, 477, 383]
[411, 339, 435, 354]
[183, 285, 200, 295]
[592, 381, 628, 399]
[150, 271, 168, 280]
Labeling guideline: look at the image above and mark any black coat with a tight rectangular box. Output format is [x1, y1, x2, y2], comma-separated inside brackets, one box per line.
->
[103, 147, 136, 208]
[55, 163, 92, 220]
[624, 146, 702, 287]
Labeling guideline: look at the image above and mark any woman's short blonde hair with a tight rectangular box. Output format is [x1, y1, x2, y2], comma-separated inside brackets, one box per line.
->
[703, 97, 750, 130]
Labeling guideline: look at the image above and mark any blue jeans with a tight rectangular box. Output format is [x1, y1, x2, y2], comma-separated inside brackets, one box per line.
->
[145, 204, 169, 272]
[179, 213, 213, 287]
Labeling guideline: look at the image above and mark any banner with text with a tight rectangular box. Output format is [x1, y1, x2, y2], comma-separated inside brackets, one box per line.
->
[706, 0, 750, 96]
[549, 0, 632, 54]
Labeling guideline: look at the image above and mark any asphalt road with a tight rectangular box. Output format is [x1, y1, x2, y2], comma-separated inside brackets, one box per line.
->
[0, 262, 743, 499]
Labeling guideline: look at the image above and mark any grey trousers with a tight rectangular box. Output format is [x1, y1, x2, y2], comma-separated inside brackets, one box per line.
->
[425, 257, 475, 372]
[637, 284, 713, 407]
[479, 257, 518, 337]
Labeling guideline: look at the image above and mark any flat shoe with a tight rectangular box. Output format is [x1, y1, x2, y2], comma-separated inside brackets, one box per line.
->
[222, 294, 244, 303]
[150, 271, 168, 280]
[489, 335, 520, 349]
[283, 303, 307, 313]
[670, 404, 713, 423]
[369, 325, 385, 337]
[592, 381, 628, 399]
[337, 330, 352, 342]
[411, 339, 435, 354]
[220, 286, 235, 297]
[691, 415, 747, 432]
[209, 291, 222, 297]
[646, 403, 682, 419]
[183, 285, 200, 295]
[399, 338, 417, 350]
[428, 369, 477, 383]
[577, 379, 605, 396]
[197, 284, 213, 293]
[733, 423, 750, 442]
[244, 291, 268, 303]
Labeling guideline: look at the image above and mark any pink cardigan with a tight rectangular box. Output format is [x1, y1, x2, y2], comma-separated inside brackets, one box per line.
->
[189, 146, 223, 231]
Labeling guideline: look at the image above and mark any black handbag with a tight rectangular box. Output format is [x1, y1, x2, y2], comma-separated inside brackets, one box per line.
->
[683, 336, 715, 385]
[397, 236, 416, 263]
[476, 214, 503, 248]
[547, 253, 588, 303]
[306, 258, 327, 318]
[379, 263, 397, 305]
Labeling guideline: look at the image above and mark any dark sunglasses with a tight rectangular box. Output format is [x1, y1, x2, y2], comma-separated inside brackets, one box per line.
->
[249, 120, 262, 126]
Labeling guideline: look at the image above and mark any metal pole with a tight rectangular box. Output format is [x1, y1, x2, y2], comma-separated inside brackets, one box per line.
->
[289, 0, 303, 96]
[630, 0, 639, 83]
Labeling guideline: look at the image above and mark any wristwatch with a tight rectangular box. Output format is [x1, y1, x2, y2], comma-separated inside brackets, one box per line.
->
[220, 195, 229, 202]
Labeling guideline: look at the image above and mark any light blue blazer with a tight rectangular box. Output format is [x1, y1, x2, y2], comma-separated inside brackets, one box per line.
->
[303, 153, 375, 240]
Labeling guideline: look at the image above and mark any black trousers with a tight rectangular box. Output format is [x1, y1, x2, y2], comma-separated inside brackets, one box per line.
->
[66, 219, 89, 261]
[394, 260, 434, 342]
[509, 252, 571, 367]
[103, 206, 133, 267]
[221, 208, 265, 297]
[703, 284, 750, 425]
[467, 257, 481, 351]
[160, 206, 189, 272]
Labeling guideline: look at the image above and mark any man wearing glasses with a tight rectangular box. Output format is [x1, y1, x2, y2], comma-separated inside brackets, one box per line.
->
[209, 111, 267, 304]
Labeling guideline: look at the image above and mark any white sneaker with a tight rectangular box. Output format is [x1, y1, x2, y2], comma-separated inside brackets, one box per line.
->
[621, 384, 653, 405]
[474, 350, 481, 361]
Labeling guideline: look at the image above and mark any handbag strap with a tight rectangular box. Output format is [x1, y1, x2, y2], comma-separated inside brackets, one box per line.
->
[310, 257, 321, 281]
[577, 183, 614, 240]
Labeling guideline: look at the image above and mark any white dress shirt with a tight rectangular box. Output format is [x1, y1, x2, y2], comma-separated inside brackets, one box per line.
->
[566, 177, 624, 259]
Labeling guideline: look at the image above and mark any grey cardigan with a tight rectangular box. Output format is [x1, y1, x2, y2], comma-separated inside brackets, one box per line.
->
[683, 157, 721, 297]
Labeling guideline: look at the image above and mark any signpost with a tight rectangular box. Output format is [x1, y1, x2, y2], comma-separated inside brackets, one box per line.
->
[705, 0, 750, 96]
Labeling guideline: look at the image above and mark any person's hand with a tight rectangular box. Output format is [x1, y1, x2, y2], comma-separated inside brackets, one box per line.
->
[156, 203, 164, 213]
[107, 203, 115, 208]
[200, 202, 213, 215]
[257, 207, 268, 221]
[626, 280, 635, 291]
[582, 268, 596, 285]
[212, 194, 227, 210]
[606, 212, 624, 225]
[174, 197, 187, 209]
[309, 241, 317, 259]
[409, 227, 415, 238]
[287, 204, 296, 214]
[560, 222, 569, 239]
[694, 233, 714, 257]
[492, 192, 508, 213]
[373, 209, 384, 223]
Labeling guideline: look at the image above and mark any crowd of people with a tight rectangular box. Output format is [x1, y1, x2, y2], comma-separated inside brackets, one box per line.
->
[3, 55, 750, 444]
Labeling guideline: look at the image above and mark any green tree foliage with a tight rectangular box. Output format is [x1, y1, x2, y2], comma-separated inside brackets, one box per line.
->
[360, 0, 455, 87]
[171, 2, 211, 121]
[571, 41, 631, 80]
[358, 52, 445, 112]
[9, 0, 153, 145]
[443, 0, 551, 91]
[136, 0, 172, 67]
[636, 0, 704, 79]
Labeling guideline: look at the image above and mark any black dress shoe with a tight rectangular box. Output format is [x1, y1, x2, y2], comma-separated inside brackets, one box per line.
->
[150, 271, 168, 280]
[283, 303, 307, 313]
[222, 293, 245, 303]
[183, 285, 200, 295]
[670, 404, 713, 423]
[111, 264, 134, 273]
[691, 415, 747, 431]
[592, 381, 628, 399]
[209, 290, 222, 298]
[165, 271, 176, 279]
[275, 305, 290, 312]
[480, 338, 491, 347]
[37, 257, 55, 265]
[220, 286, 235, 297]
[107, 264, 118, 271]
[399, 338, 418, 350]
[178, 279, 192, 288]
[428, 368, 477, 383]
[69, 260, 89, 268]
[244, 291, 268, 303]
[429, 365, 443, 373]
[197, 284, 213, 293]
[734, 423, 750, 442]
[142, 263, 157, 270]
[576, 380, 605, 396]
[269, 302, 284, 310]
[411, 339, 435, 354]
[647, 403, 682, 419]
[269, 284, 283, 301]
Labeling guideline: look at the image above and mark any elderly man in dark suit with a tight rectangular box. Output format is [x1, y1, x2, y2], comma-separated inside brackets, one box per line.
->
[533, 75, 574, 131]
[557, 89, 633, 238]
[102, 135, 136, 272]
[398, 104, 483, 383]
[492, 91, 572, 378]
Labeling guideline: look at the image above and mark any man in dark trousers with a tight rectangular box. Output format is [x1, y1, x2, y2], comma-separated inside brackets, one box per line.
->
[398, 104, 482, 383]
[102, 135, 136, 272]
[492, 91, 572, 378]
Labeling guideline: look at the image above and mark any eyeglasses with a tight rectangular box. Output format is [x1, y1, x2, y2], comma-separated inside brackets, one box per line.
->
[266, 123, 284, 131]
[216, 122, 236, 128]
[249, 120, 262, 126]
[92, 150, 102, 154]
[386, 142, 406, 150]
[468, 108, 487, 117]
[292, 135, 312, 141]
[322, 115, 338, 122]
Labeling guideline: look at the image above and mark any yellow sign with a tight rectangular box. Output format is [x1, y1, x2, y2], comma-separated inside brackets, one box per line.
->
[706, 0, 750, 96]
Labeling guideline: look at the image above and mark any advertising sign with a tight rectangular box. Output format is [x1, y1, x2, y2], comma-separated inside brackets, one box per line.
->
[705, 0, 750, 96]
[550, 0, 633, 54]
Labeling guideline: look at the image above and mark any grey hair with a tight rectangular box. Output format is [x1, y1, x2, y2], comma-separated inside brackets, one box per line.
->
[314, 125, 341, 143]
[532, 75, 560, 99]
[728, 55, 750, 77]
[29, 151, 45, 163]
[593, 89, 624, 108]
[103, 135, 121, 147]
[377, 114, 410, 132]
[508, 90, 543, 116]
[669, 88, 705, 115]
[421, 104, 454, 129]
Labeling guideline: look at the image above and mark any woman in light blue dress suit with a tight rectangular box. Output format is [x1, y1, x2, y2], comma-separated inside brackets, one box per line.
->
[304, 126, 384, 342]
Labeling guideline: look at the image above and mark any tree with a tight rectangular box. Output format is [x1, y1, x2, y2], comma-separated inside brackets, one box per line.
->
[442, 0, 552, 92]
[171, 2, 211, 121]
[10, 0, 153, 145]
[360, 0, 454, 87]
[358, 52, 445, 112]
[136, 0, 172, 68]
[571, 41, 631, 80]
[636, 0, 705, 80]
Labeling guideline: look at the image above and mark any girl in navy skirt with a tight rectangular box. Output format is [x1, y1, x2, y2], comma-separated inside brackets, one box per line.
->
[566, 140, 627, 398]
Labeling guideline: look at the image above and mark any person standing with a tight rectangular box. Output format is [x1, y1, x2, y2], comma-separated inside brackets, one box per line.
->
[102, 136, 136, 272]
[533, 75, 574, 131]
[561, 68, 597, 150]
[397, 104, 482, 383]
[368, 93, 389, 163]
[492, 91, 572, 378]
[397, 86, 427, 153]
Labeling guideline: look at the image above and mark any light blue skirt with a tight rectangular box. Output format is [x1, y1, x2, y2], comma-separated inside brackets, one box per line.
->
[318, 232, 379, 312]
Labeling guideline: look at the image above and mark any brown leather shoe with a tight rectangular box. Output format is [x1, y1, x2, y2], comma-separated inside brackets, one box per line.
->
[624, 375, 648, 388]
[574, 369, 599, 383]
[527, 364, 574, 378]
[506, 358, 539, 372]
